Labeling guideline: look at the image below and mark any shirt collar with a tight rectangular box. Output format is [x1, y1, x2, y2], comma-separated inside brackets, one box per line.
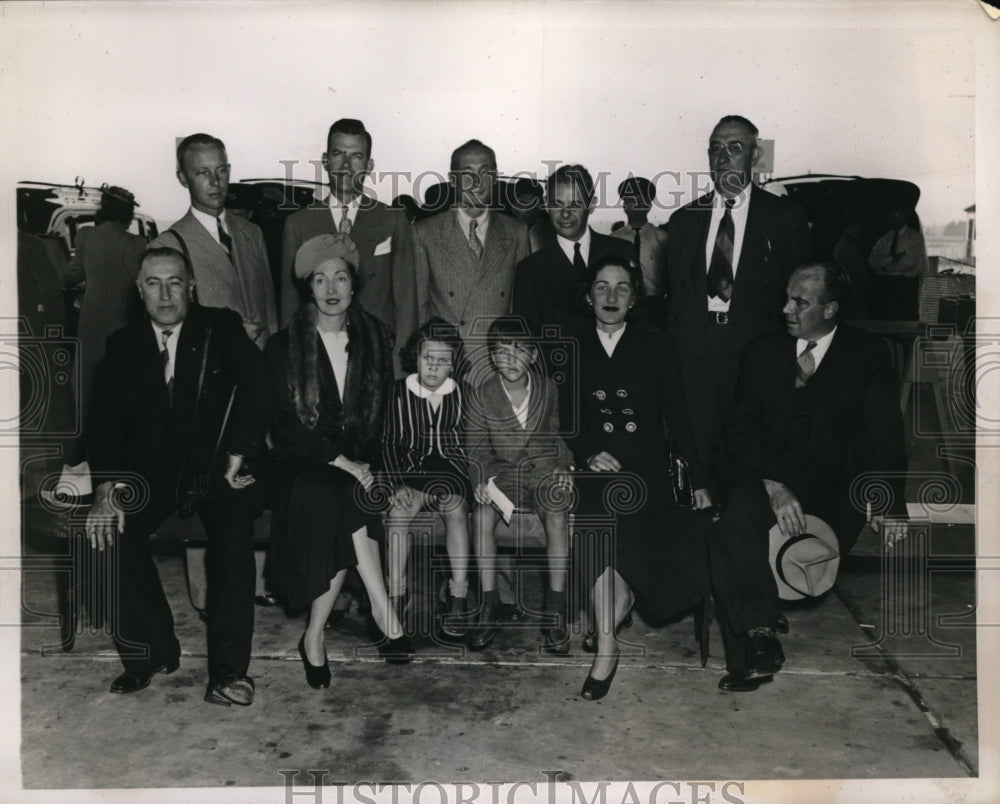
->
[150, 319, 183, 342]
[189, 206, 226, 235]
[556, 227, 592, 263]
[714, 183, 752, 216]
[456, 206, 490, 239]
[406, 373, 457, 398]
[798, 324, 837, 359]
[326, 191, 365, 210]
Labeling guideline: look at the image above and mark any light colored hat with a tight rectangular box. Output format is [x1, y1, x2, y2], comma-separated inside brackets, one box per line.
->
[293, 233, 359, 278]
[768, 514, 841, 601]
[39, 461, 93, 509]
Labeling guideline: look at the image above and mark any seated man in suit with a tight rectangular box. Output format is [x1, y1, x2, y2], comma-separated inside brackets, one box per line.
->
[513, 164, 632, 337]
[710, 262, 908, 692]
[279, 118, 418, 370]
[413, 139, 530, 379]
[152, 133, 277, 350]
[85, 247, 271, 706]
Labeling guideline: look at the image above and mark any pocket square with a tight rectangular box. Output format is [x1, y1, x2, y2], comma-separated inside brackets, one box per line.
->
[373, 236, 392, 256]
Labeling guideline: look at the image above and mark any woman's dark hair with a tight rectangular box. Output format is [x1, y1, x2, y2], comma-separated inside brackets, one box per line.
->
[297, 257, 363, 305]
[582, 253, 647, 310]
[399, 317, 464, 375]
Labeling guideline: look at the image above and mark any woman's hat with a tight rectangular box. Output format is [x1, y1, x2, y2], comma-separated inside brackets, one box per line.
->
[294, 233, 359, 278]
[99, 184, 138, 207]
[769, 514, 841, 601]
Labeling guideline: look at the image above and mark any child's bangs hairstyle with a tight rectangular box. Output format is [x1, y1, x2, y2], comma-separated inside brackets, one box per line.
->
[400, 317, 464, 374]
[486, 315, 537, 354]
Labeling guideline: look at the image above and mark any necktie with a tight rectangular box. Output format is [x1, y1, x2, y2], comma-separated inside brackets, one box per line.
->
[795, 341, 818, 388]
[707, 198, 736, 301]
[889, 229, 899, 258]
[339, 205, 352, 235]
[216, 217, 233, 261]
[160, 329, 174, 398]
[573, 242, 586, 273]
[468, 219, 484, 261]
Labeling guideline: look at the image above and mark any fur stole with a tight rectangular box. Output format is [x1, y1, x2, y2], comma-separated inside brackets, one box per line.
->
[286, 302, 394, 458]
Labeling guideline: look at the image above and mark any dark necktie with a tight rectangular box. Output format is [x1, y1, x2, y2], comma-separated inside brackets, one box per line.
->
[217, 217, 233, 262]
[573, 242, 586, 273]
[633, 224, 643, 266]
[160, 329, 174, 398]
[889, 229, 899, 258]
[707, 198, 736, 301]
[795, 341, 818, 388]
[468, 219, 484, 261]
[339, 205, 352, 235]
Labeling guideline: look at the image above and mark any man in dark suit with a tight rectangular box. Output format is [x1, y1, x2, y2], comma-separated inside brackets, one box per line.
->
[513, 164, 632, 337]
[151, 133, 277, 350]
[413, 139, 530, 378]
[85, 247, 271, 706]
[665, 115, 811, 474]
[278, 118, 418, 369]
[710, 262, 908, 692]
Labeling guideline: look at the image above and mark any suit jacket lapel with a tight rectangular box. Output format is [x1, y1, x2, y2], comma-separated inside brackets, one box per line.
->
[478, 212, 512, 282]
[736, 186, 766, 279]
[691, 194, 713, 297]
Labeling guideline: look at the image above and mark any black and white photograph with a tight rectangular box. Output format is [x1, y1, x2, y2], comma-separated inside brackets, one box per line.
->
[2, 1, 998, 802]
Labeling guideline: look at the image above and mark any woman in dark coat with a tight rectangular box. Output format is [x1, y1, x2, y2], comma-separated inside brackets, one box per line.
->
[570, 254, 713, 700]
[265, 233, 411, 689]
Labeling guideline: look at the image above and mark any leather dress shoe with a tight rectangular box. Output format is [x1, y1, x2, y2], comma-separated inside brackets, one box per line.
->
[377, 635, 414, 664]
[439, 595, 469, 640]
[466, 600, 503, 651]
[775, 612, 789, 634]
[109, 658, 180, 694]
[745, 629, 785, 680]
[542, 610, 570, 655]
[717, 671, 764, 692]
[254, 593, 279, 607]
[204, 673, 255, 707]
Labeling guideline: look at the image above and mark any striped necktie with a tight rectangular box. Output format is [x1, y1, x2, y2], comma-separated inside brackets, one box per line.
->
[795, 341, 818, 388]
[707, 198, 736, 300]
[160, 329, 174, 398]
[216, 217, 233, 262]
[468, 219, 484, 261]
[339, 205, 352, 235]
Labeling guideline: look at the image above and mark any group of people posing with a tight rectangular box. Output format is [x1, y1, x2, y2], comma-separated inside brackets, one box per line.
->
[79, 114, 908, 708]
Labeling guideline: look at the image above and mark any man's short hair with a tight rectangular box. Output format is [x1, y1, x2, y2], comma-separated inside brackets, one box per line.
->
[142, 245, 193, 277]
[715, 115, 759, 142]
[487, 315, 536, 352]
[546, 164, 595, 205]
[797, 261, 852, 308]
[618, 176, 656, 203]
[327, 118, 372, 158]
[176, 133, 227, 170]
[450, 139, 497, 171]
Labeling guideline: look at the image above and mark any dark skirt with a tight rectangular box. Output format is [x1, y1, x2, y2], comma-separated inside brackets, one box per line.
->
[571, 468, 711, 621]
[397, 454, 472, 504]
[267, 458, 385, 612]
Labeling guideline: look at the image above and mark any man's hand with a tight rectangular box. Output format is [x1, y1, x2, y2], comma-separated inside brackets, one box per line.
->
[872, 516, 910, 550]
[331, 455, 374, 490]
[223, 453, 255, 490]
[392, 484, 417, 509]
[473, 482, 491, 506]
[692, 488, 713, 510]
[587, 451, 622, 473]
[86, 482, 124, 551]
[552, 468, 575, 494]
[764, 479, 806, 540]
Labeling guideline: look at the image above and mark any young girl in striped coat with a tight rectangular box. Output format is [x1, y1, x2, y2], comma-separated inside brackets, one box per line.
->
[382, 318, 472, 640]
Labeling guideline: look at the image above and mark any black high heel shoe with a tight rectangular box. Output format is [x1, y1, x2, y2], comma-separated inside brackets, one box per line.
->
[377, 634, 414, 665]
[298, 635, 331, 689]
[581, 650, 620, 701]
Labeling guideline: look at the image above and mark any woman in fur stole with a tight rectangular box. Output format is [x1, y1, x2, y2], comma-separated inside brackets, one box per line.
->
[265, 233, 412, 689]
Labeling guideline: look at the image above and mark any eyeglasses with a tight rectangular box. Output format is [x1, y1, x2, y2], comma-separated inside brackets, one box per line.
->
[708, 142, 750, 156]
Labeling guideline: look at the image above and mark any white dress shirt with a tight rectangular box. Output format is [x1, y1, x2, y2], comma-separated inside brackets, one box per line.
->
[556, 228, 593, 267]
[326, 192, 364, 232]
[151, 320, 183, 382]
[189, 206, 229, 247]
[798, 325, 837, 370]
[456, 207, 491, 245]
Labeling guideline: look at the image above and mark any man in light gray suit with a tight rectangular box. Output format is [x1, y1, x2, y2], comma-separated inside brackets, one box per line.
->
[413, 139, 530, 378]
[153, 133, 277, 350]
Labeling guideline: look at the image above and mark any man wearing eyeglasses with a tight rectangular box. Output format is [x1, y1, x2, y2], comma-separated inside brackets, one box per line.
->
[665, 115, 810, 476]
[413, 139, 530, 377]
